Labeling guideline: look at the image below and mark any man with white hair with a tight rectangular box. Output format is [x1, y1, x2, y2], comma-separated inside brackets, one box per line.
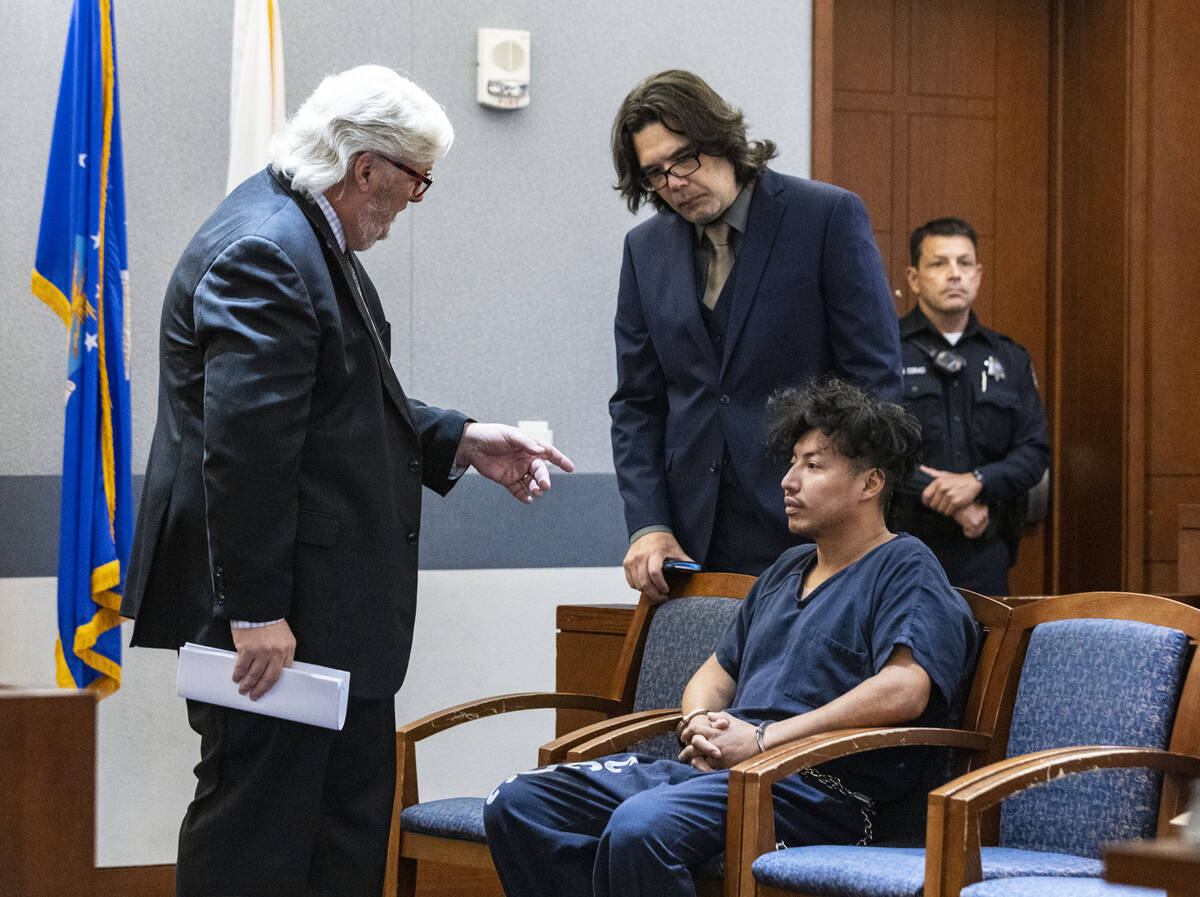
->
[122, 65, 572, 897]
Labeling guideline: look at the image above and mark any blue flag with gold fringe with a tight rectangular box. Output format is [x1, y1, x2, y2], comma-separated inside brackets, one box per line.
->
[31, 0, 132, 697]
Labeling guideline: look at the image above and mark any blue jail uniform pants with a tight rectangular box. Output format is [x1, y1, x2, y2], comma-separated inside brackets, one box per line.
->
[483, 753, 864, 897]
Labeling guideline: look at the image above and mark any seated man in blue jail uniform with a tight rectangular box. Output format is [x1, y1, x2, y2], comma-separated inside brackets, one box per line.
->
[484, 380, 980, 897]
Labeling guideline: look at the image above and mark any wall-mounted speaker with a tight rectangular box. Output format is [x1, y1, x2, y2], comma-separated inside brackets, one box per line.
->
[477, 28, 531, 109]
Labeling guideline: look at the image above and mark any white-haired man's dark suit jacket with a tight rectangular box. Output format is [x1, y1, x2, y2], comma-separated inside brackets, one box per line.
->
[121, 166, 468, 896]
[123, 167, 467, 695]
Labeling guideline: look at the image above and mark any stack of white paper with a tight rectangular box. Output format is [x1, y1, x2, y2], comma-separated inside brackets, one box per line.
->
[177, 643, 350, 730]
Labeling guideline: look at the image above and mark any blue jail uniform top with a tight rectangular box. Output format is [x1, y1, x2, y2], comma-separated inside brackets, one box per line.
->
[715, 533, 980, 802]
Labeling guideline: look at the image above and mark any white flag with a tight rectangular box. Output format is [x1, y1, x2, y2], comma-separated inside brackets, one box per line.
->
[226, 0, 285, 194]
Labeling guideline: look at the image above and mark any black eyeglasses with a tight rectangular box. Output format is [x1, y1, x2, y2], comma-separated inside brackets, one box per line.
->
[377, 154, 434, 198]
[638, 151, 702, 191]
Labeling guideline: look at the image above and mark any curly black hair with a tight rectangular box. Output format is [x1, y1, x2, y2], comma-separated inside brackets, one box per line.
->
[766, 378, 922, 506]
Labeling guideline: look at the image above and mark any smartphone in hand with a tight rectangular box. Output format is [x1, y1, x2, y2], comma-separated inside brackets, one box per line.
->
[661, 558, 702, 574]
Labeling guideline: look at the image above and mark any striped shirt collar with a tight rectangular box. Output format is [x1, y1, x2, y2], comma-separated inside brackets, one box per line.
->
[313, 191, 347, 253]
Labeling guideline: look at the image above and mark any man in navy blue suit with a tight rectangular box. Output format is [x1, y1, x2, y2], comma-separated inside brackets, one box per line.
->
[608, 70, 901, 600]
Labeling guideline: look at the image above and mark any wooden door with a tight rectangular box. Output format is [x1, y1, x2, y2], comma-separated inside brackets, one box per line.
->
[816, 0, 1052, 593]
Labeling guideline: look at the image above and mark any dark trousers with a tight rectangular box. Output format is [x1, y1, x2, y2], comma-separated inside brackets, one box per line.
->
[483, 754, 863, 897]
[176, 695, 395, 897]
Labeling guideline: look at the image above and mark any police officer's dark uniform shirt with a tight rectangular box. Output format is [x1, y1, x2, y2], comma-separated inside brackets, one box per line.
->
[887, 306, 1050, 595]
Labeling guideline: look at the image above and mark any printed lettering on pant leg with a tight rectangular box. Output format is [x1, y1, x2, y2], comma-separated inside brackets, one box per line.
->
[486, 755, 641, 803]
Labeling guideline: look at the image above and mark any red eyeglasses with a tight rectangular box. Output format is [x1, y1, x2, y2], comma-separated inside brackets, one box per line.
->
[376, 154, 434, 198]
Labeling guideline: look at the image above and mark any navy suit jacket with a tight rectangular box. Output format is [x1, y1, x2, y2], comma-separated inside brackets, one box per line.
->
[609, 169, 901, 565]
[122, 168, 468, 698]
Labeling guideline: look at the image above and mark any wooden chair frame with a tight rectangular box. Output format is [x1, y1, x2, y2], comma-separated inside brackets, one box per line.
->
[924, 592, 1200, 897]
[384, 571, 757, 896]
[721, 592, 1200, 897]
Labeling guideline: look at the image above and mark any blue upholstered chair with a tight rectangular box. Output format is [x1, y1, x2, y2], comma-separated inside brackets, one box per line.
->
[728, 593, 1200, 897]
[959, 879, 1163, 897]
[384, 571, 756, 897]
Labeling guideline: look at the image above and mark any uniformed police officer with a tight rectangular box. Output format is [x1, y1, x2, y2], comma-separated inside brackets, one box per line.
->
[887, 217, 1049, 595]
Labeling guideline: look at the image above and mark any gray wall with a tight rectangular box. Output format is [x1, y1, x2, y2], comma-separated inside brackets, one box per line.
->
[0, 0, 812, 866]
[1, 0, 812, 571]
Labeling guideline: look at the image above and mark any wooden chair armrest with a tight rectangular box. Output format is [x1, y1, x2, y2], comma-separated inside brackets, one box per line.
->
[928, 744, 1108, 801]
[563, 711, 683, 761]
[540, 709, 679, 765]
[926, 747, 1200, 897]
[739, 726, 991, 785]
[397, 691, 622, 743]
[393, 691, 624, 815]
[932, 746, 1200, 813]
[725, 727, 990, 897]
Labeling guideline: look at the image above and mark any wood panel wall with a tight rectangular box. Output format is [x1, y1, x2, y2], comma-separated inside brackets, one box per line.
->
[1053, 0, 1134, 591]
[818, 0, 1052, 593]
[1055, 0, 1200, 592]
[1140, 0, 1200, 592]
[816, 1, 1200, 593]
